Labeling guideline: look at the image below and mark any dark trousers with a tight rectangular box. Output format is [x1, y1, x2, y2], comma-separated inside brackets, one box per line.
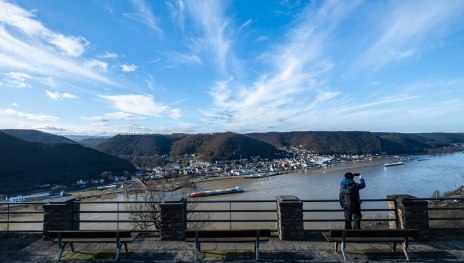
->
[344, 204, 362, 229]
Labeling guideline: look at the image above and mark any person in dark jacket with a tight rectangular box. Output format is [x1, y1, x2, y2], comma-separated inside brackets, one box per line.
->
[340, 172, 366, 229]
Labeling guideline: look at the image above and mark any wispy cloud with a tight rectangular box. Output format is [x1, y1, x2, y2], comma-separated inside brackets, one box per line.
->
[99, 51, 119, 59]
[0, 20, 114, 85]
[81, 112, 141, 122]
[45, 90, 78, 100]
[184, 0, 233, 74]
[84, 59, 108, 72]
[125, 0, 161, 33]
[1, 108, 58, 122]
[5, 71, 32, 88]
[100, 94, 182, 119]
[203, 1, 360, 130]
[120, 64, 138, 72]
[0, 0, 88, 57]
[358, 1, 464, 70]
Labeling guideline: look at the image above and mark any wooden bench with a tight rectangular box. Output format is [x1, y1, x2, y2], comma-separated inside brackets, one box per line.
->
[185, 229, 271, 261]
[48, 230, 138, 261]
[322, 229, 418, 261]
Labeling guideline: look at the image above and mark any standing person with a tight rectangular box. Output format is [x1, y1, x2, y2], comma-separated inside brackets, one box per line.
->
[339, 172, 366, 229]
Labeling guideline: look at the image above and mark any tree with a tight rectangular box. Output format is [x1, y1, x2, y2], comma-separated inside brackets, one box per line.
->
[129, 185, 211, 231]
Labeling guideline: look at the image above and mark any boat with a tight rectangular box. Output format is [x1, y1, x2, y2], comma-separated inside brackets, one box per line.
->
[189, 186, 244, 197]
[384, 162, 404, 167]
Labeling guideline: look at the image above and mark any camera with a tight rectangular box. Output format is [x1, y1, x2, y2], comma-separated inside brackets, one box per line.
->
[353, 173, 360, 176]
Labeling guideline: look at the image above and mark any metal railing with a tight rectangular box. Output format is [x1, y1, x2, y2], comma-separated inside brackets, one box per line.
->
[1, 197, 463, 233]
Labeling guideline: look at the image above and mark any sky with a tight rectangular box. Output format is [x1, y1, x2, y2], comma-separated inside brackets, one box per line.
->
[1, 0, 464, 135]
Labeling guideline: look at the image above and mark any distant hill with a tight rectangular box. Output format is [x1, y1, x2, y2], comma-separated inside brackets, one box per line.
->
[94, 131, 464, 164]
[170, 132, 286, 162]
[77, 137, 110, 148]
[0, 131, 135, 195]
[247, 131, 382, 154]
[1, 129, 77, 144]
[95, 134, 175, 156]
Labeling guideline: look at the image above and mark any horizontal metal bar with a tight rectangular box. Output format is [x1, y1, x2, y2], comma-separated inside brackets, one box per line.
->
[0, 230, 44, 233]
[78, 220, 161, 223]
[301, 199, 394, 202]
[186, 210, 276, 213]
[76, 210, 160, 214]
[187, 219, 277, 223]
[303, 218, 396, 222]
[189, 200, 275, 204]
[0, 211, 44, 214]
[302, 208, 394, 212]
[75, 201, 162, 204]
[0, 221, 43, 224]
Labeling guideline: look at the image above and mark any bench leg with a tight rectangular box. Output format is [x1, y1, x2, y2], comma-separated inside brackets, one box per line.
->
[116, 243, 122, 261]
[58, 242, 67, 260]
[401, 242, 410, 261]
[341, 233, 347, 262]
[195, 238, 200, 262]
[255, 238, 260, 260]
[335, 242, 338, 252]
[124, 242, 128, 253]
[70, 243, 75, 252]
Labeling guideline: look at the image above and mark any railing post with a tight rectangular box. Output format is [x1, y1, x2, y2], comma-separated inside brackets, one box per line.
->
[160, 197, 186, 241]
[388, 194, 429, 238]
[43, 197, 80, 240]
[276, 195, 304, 240]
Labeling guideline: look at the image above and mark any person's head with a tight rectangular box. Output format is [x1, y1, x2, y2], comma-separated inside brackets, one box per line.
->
[344, 172, 354, 179]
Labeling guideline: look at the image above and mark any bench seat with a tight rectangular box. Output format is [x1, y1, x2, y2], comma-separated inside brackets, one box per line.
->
[185, 229, 271, 261]
[49, 230, 138, 261]
[322, 229, 418, 261]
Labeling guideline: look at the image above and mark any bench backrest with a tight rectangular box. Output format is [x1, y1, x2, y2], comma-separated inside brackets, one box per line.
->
[329, 229, 415, 238]
[185, 229, 271, 239]
[49, 230, 132, 239]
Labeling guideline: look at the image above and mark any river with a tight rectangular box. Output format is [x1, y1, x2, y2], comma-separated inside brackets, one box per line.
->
[2, 152, 463, 231]
[194, 152, 464, 200]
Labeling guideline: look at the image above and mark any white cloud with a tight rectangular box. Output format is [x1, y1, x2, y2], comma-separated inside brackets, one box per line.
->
[125, 0, 161, 33]
[120, 64, 138, 72]
[100, 94, 181, 119]
[184, 0, 233, 74]
[81, 112, 140, 122]
[1, 108, 58, 122]
[0, 2, 115, 85]
[6, 71, 32, 88]
[100, 51, 119, 59]
[359, 1, 464, 70]
[203, 1, 359, 130]
[45, 90, 78, 100]
[0, 0, 88, 57]
[84, 59, 108, 72]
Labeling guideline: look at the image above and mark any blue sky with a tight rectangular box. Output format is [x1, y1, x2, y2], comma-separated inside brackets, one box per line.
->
[1, 0, 464, 135]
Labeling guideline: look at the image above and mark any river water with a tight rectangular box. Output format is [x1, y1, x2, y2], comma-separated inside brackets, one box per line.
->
[194, 152, 464, 200]
[2, 152, 463, 231]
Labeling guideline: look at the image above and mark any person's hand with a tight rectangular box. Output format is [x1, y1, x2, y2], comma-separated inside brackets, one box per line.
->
[359, 174, 363, 179]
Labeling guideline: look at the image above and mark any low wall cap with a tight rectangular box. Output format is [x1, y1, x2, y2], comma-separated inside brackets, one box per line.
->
[277, 195, 300, 202]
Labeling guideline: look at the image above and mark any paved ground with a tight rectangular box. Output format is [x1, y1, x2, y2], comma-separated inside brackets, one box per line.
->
[1, 232, 464, 262]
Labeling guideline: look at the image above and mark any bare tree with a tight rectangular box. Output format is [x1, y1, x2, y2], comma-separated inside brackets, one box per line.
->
[129, 186, 212, 231]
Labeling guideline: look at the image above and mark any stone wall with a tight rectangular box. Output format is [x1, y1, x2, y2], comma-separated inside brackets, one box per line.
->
[159, 197, 186, 241]
[43, 198, 80, 239]
[276, 195, 304, 240]
[388, 194, 429, 238]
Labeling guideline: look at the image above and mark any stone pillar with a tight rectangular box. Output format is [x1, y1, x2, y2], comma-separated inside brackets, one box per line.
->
[388, 194, 429, 238]
[160, 197, 186, 241]
[276, 195, 304, 240]
[43, 197, 80, 239]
